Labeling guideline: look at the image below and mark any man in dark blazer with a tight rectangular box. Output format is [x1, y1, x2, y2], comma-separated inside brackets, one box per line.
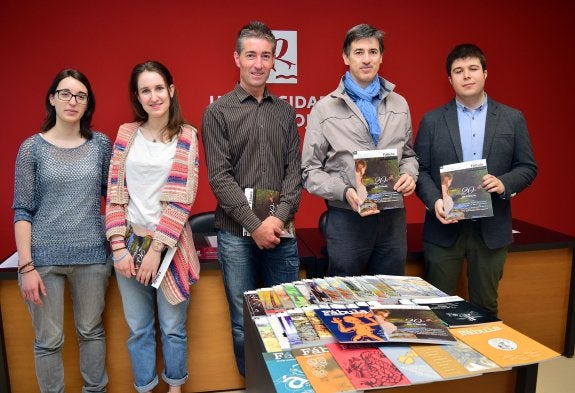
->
[415, 44, 537, 316]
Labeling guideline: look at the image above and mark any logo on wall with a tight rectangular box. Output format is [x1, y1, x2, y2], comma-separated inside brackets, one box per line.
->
[269, 30, 297, 84]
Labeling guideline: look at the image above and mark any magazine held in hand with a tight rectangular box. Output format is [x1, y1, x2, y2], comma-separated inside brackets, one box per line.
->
[243, 188, 295, 237]
[353, 149, 403, 213]
[439, 159, 493, 220]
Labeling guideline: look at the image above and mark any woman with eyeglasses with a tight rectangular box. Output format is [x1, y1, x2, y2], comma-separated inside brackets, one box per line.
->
[12, 69, 112, 392]
[105, 60, 199, 393]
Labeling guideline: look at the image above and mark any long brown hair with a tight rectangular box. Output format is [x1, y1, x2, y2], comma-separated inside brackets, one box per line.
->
[129, 60, 187, 140]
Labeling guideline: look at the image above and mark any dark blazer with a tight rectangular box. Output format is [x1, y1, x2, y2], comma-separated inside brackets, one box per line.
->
[415, 98, 538, 249]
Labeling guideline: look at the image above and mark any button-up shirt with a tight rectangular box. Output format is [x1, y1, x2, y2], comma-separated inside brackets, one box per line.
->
[202, 83, 302, 236]
[456, 94, 488, 162]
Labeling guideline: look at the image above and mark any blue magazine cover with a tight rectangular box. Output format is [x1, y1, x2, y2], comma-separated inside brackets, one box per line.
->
[314, 306, 388, 343]
[379, 345, 442, 385]
[263, 350, 314, 393]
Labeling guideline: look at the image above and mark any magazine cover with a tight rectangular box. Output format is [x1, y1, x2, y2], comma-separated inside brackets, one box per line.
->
[292, 345, 356, 393]
[379, 345, 443, 385]
[315, 278, 346, 303]
[314, 307, 388, 343]
[370, 305, 457, 344]
[324, 277, 359, 303]
[377, 275, 448, 298]
[263, 350, 315, 393]
[441, 341, 501, 374]
[326, 343, 411, 390]
[243, 188, 295, 237]
[253, 316, 283, 352]
[353, 149, 403, 213]
[339, 277, 379, 301]
[303, 279, 333, 304]
[360, 275, 401, 300]
[303, 306, 336, 344]
[411, 340, 501, 378]
[283, 283, 311, 308]
[257, 287, 285, 314]
[410, 343, 488, 379]
[294, 281, 321, 305]
[440, 159, 493, 220]
[450, 322, 561, 368]
[268, 314, 292, 350]
[287, 308, 324, 347]
[273, 285, 296, 310]
[244, 290, 267, 317]
[277, 312, 304, 348]
[413, 296, 501, 327]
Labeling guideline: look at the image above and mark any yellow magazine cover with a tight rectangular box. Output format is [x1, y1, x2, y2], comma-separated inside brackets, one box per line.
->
[293, 345, 355, 393]
[411, 344, 478, 379]
[253, 316, 282, 353]
[450, 322, 560, 368]
[257, 287, 284, 313]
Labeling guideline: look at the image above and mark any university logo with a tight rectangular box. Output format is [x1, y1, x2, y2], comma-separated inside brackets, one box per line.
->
[269, 30, 297, 84]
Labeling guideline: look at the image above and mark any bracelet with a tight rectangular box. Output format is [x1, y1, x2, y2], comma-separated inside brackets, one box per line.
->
[19, 266, 36, 275]
[112, 249, 130, 263]
[112, 246, 127, 252]
[18, 260, 34, 273]
[110, 239, 125, 245]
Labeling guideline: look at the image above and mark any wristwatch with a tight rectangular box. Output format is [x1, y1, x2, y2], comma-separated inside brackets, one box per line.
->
[152, 240, 165, 252]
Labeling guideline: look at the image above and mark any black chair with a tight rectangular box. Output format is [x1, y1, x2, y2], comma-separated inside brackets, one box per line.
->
[317, 211, 329, 277]
[188, 211, 215, 234]
[318, 210, 328, 236]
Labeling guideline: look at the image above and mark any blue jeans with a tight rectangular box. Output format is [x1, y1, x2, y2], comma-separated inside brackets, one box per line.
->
[21, 263, 111, 393]
[116, 273, 189, 393]
[217, 230, 300, 376]
[325, 207, 407, 276]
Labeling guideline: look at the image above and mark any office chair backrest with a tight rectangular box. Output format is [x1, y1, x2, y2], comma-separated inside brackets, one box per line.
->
[189, 211, 215, 233]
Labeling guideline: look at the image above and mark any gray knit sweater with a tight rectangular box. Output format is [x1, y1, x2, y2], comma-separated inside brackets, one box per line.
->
[13, 132, 112, 266]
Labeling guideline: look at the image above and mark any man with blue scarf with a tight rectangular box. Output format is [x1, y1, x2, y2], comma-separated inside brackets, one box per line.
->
[301, 24, 418, 276]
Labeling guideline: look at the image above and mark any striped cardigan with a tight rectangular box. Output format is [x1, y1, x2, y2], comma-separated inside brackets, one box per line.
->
[106, 122, 200, 304]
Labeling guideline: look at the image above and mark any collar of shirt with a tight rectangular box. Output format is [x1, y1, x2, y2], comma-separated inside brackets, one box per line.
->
[455, 93, 488, 114]
[234, 83, 273, 104]
[456, 94, 489, 162]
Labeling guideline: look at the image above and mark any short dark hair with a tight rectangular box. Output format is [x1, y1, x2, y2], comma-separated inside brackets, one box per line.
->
[129, 60, 187, 139]
[236, 21, 276, 55]
[446, 44, 487, 76]
[343, 24, 384, 57]
[41, 69, 96, 139]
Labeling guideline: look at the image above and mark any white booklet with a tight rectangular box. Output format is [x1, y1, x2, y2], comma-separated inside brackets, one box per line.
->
[152, 246, 177, 289]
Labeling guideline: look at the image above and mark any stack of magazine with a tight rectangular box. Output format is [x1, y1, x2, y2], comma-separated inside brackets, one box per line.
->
[249, 275, 560, 393]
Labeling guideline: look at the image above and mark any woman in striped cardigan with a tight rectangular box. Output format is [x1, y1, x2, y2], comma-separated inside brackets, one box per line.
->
[105, 60, 200, 393]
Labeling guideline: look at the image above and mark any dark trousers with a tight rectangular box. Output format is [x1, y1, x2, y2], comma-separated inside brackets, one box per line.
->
[325, 206, 407, 276]
[423, 220, 507, 316]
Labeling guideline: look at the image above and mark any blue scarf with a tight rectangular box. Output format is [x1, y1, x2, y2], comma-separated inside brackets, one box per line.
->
[343, 71, 381, 146]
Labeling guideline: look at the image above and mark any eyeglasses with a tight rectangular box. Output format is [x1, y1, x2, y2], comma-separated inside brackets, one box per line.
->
[55, 89, 89, 105]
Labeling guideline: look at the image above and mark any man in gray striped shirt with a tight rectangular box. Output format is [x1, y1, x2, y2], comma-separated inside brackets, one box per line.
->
[202, 21, 301, 376]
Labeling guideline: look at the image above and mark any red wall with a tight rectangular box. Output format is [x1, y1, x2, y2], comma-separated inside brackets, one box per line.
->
[1, 1, 574, 260]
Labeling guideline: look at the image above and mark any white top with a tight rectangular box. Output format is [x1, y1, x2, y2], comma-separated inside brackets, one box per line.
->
[126, 129, 177, 232]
